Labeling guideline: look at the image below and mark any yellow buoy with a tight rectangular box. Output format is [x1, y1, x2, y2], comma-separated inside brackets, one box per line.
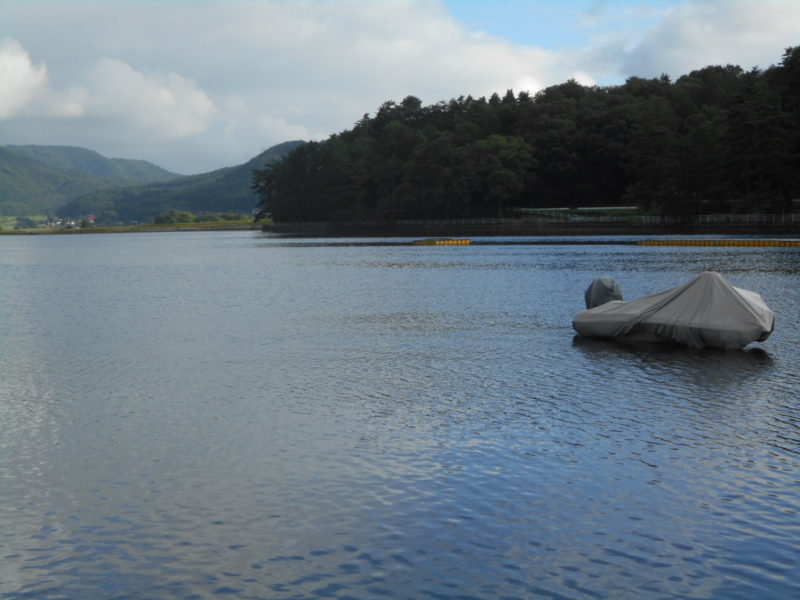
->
[412, 238, 471, 246]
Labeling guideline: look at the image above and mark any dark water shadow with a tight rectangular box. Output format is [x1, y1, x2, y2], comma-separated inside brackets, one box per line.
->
[571, 334, 775, 386]
[573, 333, 772, 359]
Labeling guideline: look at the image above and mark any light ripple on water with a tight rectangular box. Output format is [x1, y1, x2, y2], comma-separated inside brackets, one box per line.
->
[1, 233, 799, 599]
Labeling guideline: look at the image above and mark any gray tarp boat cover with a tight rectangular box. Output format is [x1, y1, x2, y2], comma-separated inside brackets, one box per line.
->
[584, 276, 623, 309]
[573, 271, 775, 349]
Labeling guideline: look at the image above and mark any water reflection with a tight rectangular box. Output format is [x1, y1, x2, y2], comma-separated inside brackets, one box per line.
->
[572, 334, 774, 363]
[572, 335, 775, 391]
[2, 232, 800, 600]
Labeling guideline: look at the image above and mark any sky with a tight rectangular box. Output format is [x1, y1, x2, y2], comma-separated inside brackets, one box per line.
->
[2, 0, 799, 175]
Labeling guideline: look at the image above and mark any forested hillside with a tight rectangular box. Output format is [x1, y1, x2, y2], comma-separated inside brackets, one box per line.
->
[6, 145, 182, 183]
[0, 147, 126, 216]
[254, 47, 800, 222]
[0, 145, 181, 216]
[59, 141, 304, 223]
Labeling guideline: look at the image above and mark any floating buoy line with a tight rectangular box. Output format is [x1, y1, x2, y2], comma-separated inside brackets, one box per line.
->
[262, 237, 800, 247]
[412, 238, 471, 246]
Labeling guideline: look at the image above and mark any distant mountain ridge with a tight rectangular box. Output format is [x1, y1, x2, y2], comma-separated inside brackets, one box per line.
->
[7, 145, 183, 183]
[57, 140, 305, 223]
[0, 144, 183, 217]
[0, 141, 305, 221]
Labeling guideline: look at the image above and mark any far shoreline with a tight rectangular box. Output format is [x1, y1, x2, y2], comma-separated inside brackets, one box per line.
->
[4, 218, 800, 238]
[0, 222, 262, 235]
[262, 219, 800, 238]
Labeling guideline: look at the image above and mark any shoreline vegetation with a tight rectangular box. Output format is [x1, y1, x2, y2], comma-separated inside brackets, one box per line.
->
[253, 47, 800, 227]
[4, 214, 799, 236]
[0, 219, 262, 235]
[0, 210, 260, 235]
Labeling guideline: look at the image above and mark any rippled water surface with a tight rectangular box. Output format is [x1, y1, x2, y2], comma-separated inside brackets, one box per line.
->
[1, 231, 799, 599]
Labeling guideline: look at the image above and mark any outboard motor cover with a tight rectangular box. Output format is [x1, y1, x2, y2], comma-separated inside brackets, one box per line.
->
[585, 276, 623, 309]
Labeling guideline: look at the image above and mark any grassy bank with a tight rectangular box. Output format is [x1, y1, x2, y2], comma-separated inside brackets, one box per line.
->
[0, 219, 265, 235]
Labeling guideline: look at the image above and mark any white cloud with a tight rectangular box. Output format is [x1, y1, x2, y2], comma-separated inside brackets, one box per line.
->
[220, 93, 313, 142]
[571, 71, 597, 87]
[0, 37, 47, 118]
[0, 36, 88, 119]
[181, 0, 558, 105]
[2, 2, 566, 171]
[40, 85, 90, 118]
[621, 0, 800, 77]
[0, 37, 217, 144]
[86, 58, 217, 139]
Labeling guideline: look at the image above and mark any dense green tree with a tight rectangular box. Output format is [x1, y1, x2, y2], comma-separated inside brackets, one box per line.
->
[254, 47, 800, 222]
[154, 209, 196, 224]
[725, 70, 796, 211]
[673, 65, 744, 113]
[623, 95, 688, 213]
[678, 105, 729, 211]
[466, 135, 534, 216]
[15, 217, 41, 229]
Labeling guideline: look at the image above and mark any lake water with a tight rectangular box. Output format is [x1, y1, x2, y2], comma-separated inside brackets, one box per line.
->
[1, 231, 799, 600]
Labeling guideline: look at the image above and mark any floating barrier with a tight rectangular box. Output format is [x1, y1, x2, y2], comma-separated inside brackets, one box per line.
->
[639, 239, 800, 247]
[412, 238, 471, 246]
